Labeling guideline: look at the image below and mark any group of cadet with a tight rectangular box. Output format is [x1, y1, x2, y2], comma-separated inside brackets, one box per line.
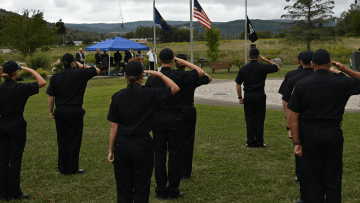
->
[236, 47, 360, 203]
[1, 45, 359, 203]
[0, 48, 212, 202]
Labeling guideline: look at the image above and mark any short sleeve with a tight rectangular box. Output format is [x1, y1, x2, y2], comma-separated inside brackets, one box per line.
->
[46, 77, 56, 96]
[282, 78, 293, 102]
[266, 64, 278, 74]
[287, 85, 303, 113]
[83, 67, 97, 81]
[107, 95, 120, 123]
[21, 82, 39, 98]
[235, 68, 243, 84]
[184, 69, 199, 83]
[196, 75, 209, 87]
[345, 77, 360, 96]
[152, 87, 172, 105]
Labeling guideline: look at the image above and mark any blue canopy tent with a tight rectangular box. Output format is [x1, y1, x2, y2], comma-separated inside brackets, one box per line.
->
[86, 36, 149, 75]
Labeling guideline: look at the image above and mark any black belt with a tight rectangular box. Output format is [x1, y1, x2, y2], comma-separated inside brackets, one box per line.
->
[57, 104, 82, 108]
[307, 120, 342, 127]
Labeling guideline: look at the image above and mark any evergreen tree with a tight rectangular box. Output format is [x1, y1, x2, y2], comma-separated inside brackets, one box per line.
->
[281, 0, 336, 51]
[55, 19, 67, 45]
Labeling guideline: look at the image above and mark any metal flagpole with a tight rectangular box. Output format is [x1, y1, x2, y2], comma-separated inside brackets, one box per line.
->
[245, 0, 247, 64]
[108, 51, 111, 76]
[190, 0, 194, 64]
[153, 0, 157, 69]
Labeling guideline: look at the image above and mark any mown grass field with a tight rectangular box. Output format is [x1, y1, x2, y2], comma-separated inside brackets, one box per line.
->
[1, 78, 360, 203]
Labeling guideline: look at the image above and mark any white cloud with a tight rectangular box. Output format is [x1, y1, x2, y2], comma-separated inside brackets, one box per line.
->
[0, 0, 355, 23]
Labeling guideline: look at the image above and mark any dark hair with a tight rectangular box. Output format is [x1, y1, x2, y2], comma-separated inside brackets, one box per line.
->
[161, 59, 172, 64]
[63, 61, 71, 66]
[175, 63, 186, 69]
[2, 71, 16, 80]
[125, 74, 143, 85]
[250, 55, 259, 59]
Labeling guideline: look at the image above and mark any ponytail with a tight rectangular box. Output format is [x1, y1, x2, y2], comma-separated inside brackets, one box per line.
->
[2, 72, 15, 80]
[125, 74, 143, 85]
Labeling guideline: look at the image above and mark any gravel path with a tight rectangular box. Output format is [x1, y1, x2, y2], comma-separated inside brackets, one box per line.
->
[194, 79, 360, 113]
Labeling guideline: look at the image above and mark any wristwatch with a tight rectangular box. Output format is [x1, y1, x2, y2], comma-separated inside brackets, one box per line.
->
[293, 142, 301, 146]
[238, 96, 242, 99]
[286, 126, 290, 130]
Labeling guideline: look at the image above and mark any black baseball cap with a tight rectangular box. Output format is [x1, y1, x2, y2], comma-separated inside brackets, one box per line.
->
[301, 51, 314, 65]
[176, 54, 187, 61]
[159, 48, 174, 61]
[62, 53, 75, 63]
[3, 61, 22, 74]
[125, 61, 144, 76]
[249, 48, 259, 56]
[298, 51, 304, 61]
[312, 49, 331, 65]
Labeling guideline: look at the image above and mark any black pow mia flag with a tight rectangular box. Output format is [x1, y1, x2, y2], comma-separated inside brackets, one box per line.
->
[247, 16, 258, 43]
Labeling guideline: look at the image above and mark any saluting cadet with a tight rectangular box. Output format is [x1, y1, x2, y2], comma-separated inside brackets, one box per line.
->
[236, 48, 280, 148]
[278, 51, 304, 182]
[282, 51, 314, 203]
[0, 62, 46, 201]
[288, 49, 360, 203]
[145, 48, 205, 199]
[46, 53, 100, 175]
[174, 54, 213, 180]
[107, 61, 180, 203]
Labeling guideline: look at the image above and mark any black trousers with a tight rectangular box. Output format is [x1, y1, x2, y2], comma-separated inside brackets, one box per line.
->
[181, 104, 197, 177]
[243, 92, 266, 147]
[153, 110, 183, 198]
[114, 134, 154, 203]
[0, 116, 26, 199]
[54, 106, 84, 175]
[302, 124, 343, 203]
[149, 62, 155, 71]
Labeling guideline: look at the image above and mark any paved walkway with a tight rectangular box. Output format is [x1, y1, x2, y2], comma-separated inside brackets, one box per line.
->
[194, 79, 360, 113]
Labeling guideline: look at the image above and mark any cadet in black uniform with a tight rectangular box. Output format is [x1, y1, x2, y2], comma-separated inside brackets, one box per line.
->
[0, 62, 46, 201]
[95, 49, 102, 69]
[107, 61, 180, 203]
[174, 54, 213, 180]
[145, 48, 205, 199]
[278, 51, 304, 182]
[282, 51, 314, 203]
[46, 53, 100, 175]
[236, 48, 280, 148]
[288, 49, 360, 203]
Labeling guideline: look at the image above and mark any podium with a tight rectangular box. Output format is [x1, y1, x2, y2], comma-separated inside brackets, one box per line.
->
[128, 57, 145, 63]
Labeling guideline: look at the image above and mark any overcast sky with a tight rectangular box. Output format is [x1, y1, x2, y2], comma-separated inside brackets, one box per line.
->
[0, 0, 355, 24]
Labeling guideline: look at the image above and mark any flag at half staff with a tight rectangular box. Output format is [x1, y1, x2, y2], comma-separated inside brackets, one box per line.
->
[155, 7, 172, 33]
[194, 0, 212, 29]
[247, 16, 258, 43]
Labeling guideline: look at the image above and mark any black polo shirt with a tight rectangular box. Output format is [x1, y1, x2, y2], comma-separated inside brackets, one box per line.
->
[288, 69, 360, 122]
[46, 66, 97, 106]
[178, 70, 209, 105]
[107, 83, 172, 136]
[282, 68, 314, 102]
[0, 80, 39, 116]
[235, 60, 278, 92]
[145, 67, 199, 110]
[278, 66, 303, 95]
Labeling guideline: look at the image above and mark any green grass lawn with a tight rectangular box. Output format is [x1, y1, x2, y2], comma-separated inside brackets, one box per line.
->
[3, 78, 360, 203]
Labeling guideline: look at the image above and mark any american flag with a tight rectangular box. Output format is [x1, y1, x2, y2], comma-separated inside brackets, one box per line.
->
[194, 0, 212, 29]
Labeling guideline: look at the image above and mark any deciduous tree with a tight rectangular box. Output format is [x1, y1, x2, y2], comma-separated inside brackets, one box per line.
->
[1, 9, 56, 56]
[205, 27, 221, 62]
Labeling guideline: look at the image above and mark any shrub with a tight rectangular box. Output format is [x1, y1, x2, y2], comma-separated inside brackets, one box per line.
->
[143, 57, 150, 70]
[66, 39, 75, 46]
[231, 56, 245, 69]
[18, 69, 32, 77]
[261, 49, 282, 60]
[36, 68, 49, 78]
[0, 55, 5, 66]
[51, 59, 63, 73]
[345, 33, 355, 38]
[26, 52, 51, 70]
